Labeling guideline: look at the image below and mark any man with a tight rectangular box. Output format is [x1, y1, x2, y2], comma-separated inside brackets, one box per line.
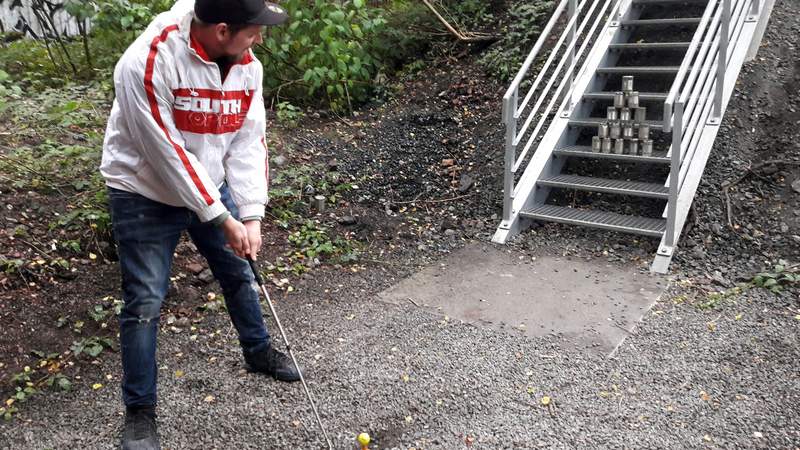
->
[100, 1, 297, 448]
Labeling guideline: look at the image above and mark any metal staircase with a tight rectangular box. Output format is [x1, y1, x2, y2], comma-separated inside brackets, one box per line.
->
[492, 0, 772, 273]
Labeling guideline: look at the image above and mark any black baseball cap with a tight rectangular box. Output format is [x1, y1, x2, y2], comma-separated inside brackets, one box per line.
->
[195, 0, 288, 26]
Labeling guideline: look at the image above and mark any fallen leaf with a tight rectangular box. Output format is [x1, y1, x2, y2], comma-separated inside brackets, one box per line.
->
[700, 391, 711, 402]
[175, 370, 184, 378]
[401, 374, 410, 383]
[735, 313, 743, 321]
[204, 395, 215, 403]
[88, 253, 97, 260]
[541, 396, 551, 406]
[404, 415, 413, 423]
[92, 383, 103, 390]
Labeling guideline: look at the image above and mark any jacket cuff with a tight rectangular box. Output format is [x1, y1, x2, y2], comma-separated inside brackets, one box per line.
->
[198, 201, 228, 223]
[210, 211, 231, 227]
[238, 204, 265, 220]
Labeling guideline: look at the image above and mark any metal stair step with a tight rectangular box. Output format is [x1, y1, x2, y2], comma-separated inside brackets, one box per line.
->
[568, 118, 664, 130]
[520, 205, 666, 237]
[609, 42, 691, 50]
[583, 91, 668, 101]
[621, 18, 702, 27]
[538, 175, 669, 199]
[554, 146, 670, 164]
[597, 66, 682, 74]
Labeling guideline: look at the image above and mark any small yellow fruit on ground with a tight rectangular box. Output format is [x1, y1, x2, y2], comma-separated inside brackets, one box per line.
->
[357, 432, 371, 446]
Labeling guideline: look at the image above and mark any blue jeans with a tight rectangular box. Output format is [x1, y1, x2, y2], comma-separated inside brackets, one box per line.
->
[109, 185, 270, 407]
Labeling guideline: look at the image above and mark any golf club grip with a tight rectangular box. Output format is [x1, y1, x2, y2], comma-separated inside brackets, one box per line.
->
[247, 257, 264, 286]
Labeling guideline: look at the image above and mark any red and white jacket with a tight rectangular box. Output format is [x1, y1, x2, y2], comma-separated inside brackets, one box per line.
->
[100, 0, 268, 223]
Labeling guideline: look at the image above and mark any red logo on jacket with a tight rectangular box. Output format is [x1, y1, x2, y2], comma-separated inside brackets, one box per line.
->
[172, 88, 253, 134]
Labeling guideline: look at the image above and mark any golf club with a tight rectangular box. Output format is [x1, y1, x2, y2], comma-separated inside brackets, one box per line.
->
[247, 257, 334, 450]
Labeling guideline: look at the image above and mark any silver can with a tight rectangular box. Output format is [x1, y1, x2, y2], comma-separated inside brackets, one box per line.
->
[601, 138, 612, 153]
[592, 136, 602, 153]
[623, 124, 634, 139]
[638, 124, 650, 140]
[627, 91, 639, 108]
[614, 138, 625, 154]
[609, 121, 621, 139]
[629, 138, 639, 155]
[613, 91, 625, 109]
[598, 123, 609, 138]
[622, 76, 634, 92]
[620, 107, 631, 121]
[635, 107, 647, 122]
[642, 139, 653, 156]
[607, 106, 618, 121]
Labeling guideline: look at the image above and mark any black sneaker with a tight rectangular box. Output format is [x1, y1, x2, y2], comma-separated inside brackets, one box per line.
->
[121, 406, 160, 450]
[244, 346, 301, 382]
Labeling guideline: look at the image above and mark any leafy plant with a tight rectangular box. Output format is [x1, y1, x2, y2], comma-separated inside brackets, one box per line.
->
[275, 101, 304, 127]
[71, 336, 115, 358]
[752, 261, 799, 293]
[257, 0, 387, 111]
[479, 1, 555, 82]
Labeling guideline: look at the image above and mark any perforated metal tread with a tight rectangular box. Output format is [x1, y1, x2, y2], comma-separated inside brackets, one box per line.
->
[609, 42, 691, 50]
[568, 118, 664, 130]
[621, 18, 703, 26]
[538, 175, 670, 198]
[597, 66, 682, 74]
[583, 91, 668, 101]
[554, 146, 670, 164]
[521, 205, 666, 237]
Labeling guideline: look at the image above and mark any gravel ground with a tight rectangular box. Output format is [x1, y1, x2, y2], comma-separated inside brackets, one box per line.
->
[1, 258, 797, 449]
[2, 1, 799, 449]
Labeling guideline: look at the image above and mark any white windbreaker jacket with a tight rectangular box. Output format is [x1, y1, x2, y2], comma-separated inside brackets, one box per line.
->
[100, 0, 268, 222]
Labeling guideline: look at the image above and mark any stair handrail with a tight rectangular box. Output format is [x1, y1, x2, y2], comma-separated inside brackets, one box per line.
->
[501, 0, 623, 223]
[663, 0, 762, 248]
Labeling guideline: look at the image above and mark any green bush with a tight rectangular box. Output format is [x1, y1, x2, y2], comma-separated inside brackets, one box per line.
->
[479, 1, 555, 82]
[257, 0, 386, 111]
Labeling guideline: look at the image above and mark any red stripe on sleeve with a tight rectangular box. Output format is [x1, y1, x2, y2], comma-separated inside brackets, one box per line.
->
[144, 25, 215, 206]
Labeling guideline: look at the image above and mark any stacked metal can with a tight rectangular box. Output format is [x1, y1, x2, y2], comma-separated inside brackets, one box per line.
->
[590, 76, 654, 156]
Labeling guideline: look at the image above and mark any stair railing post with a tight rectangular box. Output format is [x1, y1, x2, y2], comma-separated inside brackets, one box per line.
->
[750, 0, 760, 17]
[713, 0, 730, 121]
[502, 90, 518, 223]
[564, 0, 578, 113]
[666, 102, 683, 247]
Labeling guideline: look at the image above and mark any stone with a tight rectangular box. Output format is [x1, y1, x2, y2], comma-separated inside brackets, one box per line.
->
[458, 174, 474, 193]
[272, 155, 288, 167]
[187, 263, 204, 275]
[198, 268, 214, 284]
[338, 215, 357, 226]
[792, 179, 800, 194]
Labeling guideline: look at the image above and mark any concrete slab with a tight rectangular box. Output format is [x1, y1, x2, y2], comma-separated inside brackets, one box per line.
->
[379, 243, 666, 355]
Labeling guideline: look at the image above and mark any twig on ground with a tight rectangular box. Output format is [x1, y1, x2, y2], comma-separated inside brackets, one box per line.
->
[720, 159, 800, 230]
[420, 0, 498, 42]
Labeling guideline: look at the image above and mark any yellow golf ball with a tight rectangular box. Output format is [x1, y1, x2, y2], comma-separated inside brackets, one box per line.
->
[357, 432, 371, 446]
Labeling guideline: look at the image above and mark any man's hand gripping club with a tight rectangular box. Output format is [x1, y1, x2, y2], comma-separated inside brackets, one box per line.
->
[220, 216, 262, 260]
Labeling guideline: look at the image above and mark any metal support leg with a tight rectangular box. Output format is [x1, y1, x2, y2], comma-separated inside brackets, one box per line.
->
[501, 93, 517, 224]
[711, 0, 730, 123]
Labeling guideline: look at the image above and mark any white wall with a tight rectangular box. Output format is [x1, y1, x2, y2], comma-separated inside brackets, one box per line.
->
[0, 0, 82, 38]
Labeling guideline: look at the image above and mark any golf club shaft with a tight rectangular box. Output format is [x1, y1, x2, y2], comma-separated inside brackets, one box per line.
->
[248, 259, 334, 450]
